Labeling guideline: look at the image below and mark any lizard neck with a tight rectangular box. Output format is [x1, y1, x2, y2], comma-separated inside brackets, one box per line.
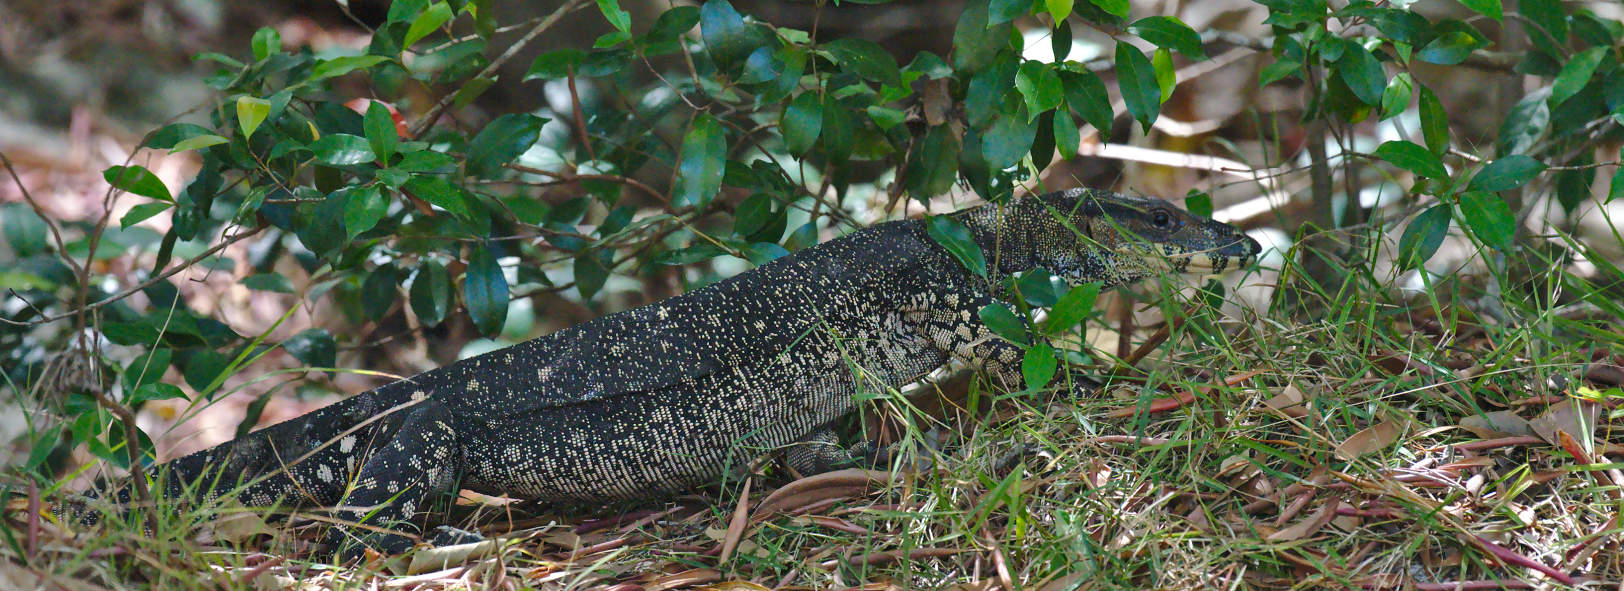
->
[951, 197, 1058, 286]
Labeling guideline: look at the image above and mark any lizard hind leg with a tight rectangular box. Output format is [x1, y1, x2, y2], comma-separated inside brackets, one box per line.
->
[327, 397, 466, 558]
[782, 427, 858, 476]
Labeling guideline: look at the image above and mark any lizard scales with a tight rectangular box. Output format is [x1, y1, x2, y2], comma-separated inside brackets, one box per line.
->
[88, 188, 1261, 554]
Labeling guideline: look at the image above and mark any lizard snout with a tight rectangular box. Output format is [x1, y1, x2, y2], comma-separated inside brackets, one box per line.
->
[1219, 234, 1262, 269]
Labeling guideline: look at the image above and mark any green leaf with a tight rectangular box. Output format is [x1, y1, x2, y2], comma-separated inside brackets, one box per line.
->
[782, 92, 823, 154]
[1611, 167, 1623, 203]
[1060, 70, 1112, 141]
[1185, 192, 1213, 218]
[733, 193, 775, 237]
[1374, 140, 1447, 179]
[926, 214, 988, 278]
[343, 185, 388, 238]
[1379, 72, 1412, 120]
[145, 123, 216, 150]
[1417, 30, 1484, 65]
[170, 134, 229, 152]
[119, 202, 171, 229]
[989, 0, 1029, 25]
[130, 383, 187, 407]
[737, 46, 784, 84]
[251, 27, 281, 61]
[574, 251, 612, 301]
[817, 96, 854, 164]
[123, 348, 171, 392]
[645, 6, 700, 44]
[360, 265, 401, 320]
[1457, 191, 1515, 251]
[1022, 343, 1058, 390]
[1336, 42, 1386, 106]
[978, 303, 1029, 346]
[1045, 0, 1074, 22]
[464, 244, 509, 336]
[467, 113, 545, 177]
[103, 165, 173, 203]
[524, 49, 585, 80]
[597, 0, 632, 32]
[1044, 281, 1099, 335]
[1129, 16, 1205, 59]
[410, 261, 452, 326]
[310, 55, 390, 81]
[982, 112, 1037, 170]
[1053, 109, 1079, 160]
[403, 176, 473, 218]
[1152, 48, 1175, 103]
[1551, 47, 1607, 107]
[1468, 155, 1546, 192]
[1417, 85, 1449, 156]
[309, 134, 375, 166]
[700, 0, 754, 68]
[905, 125, 961, 202]
[1398, 204, 1450, 270]
[284, 328, 336, 369]
[674, 113, 726, 208]
[236, 96, 271, 140]
[1458, 0, 1502, 21]
[1498, 88, 1550, 156]
[404, 2, 453, 47]
[1088, 0, 1129, 19]
[1521, 0, 1567, 52]
[1015, 61, 1064, 120]
[295, 192, 347, 257]
[364, 102, 400, 164]
[1115, 44, 1161, 133]
[952, 0, 1011, 72]
[823, 38, 902, 88]
[243, 272, 295, 293]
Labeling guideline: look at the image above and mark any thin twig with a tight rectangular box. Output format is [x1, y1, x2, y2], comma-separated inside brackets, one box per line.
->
[567, 65, 598, 164]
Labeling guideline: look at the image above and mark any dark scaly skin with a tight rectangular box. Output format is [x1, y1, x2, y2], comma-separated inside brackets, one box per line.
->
[80, 188, 1261, 555]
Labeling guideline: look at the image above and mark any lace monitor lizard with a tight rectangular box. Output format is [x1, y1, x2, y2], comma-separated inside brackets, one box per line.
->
[79, 188, 1260, 556]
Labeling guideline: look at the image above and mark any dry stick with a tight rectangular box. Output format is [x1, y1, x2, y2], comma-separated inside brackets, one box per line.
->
[408, 0, 589, 138]
[566, 65, 597, 164]
[1104, 300, 1203, 383]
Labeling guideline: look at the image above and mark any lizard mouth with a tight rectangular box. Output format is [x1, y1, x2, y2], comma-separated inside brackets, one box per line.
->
[1175, 235, 1262, 274]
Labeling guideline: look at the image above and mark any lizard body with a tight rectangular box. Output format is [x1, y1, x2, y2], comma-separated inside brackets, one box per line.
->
[84, 188, 1260, 555]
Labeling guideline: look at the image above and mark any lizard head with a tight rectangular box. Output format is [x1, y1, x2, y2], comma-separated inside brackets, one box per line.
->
[1023, 189, 1261, 287]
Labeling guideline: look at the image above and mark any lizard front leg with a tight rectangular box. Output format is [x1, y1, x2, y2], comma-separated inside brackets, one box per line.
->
[329, 397, 465, 558]
[907, 285, 1096, 397]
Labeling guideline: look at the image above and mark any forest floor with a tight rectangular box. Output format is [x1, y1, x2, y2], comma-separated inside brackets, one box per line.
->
[9, 251, 1624, 590]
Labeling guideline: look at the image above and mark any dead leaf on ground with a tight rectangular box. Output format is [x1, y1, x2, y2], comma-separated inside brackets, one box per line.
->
[196, 510, 272, 544]
[1266, 500, 1342, 542]
[646, 568, 722, 591]
[1528, 400, 1600, 451]
[701, 582, 773, 591]
[1262, 384, 1308, 417]
[716, 477, 751, 565]
[751, 469, 891, 518]
[1459, 410, 1534, 438]
[1334, 419, 1405, 461]
[405, 539, 499, 575]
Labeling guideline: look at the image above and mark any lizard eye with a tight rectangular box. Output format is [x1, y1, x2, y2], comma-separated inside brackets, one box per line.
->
[1151, 209, 1173, 229]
